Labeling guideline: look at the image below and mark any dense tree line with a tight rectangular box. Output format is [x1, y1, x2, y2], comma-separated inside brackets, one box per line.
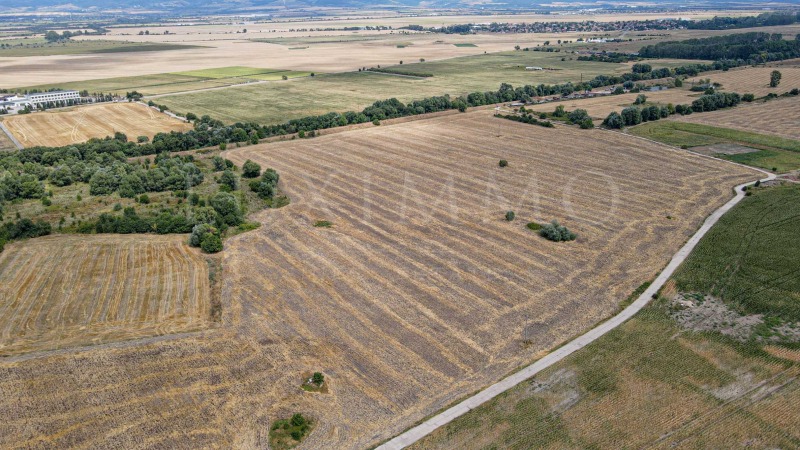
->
[494, 113, 555, 128]
[0, 218, 52, 251]
[685, 12, 800, 30]
[604, 92, 742, 128]
[367, 68, 433, 77]
[639, 32, 800, 63]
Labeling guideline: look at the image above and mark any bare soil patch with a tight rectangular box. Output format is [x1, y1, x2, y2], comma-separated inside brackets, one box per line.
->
[692, 143, 760, 156]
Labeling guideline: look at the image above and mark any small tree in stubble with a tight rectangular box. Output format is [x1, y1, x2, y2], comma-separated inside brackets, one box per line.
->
[770, 70, 782, 88]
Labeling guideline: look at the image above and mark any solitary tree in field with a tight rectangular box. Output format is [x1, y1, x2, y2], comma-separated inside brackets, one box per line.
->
[770, 70, 782, 87]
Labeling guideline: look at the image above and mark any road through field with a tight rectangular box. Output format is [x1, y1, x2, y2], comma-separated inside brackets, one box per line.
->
[0, 121, 23, 150]
[377, 139, 776, 450]
[0, 113, 759, 449]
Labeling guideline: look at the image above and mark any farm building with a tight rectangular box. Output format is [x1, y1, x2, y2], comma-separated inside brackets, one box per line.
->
[12, 90, 80, 107]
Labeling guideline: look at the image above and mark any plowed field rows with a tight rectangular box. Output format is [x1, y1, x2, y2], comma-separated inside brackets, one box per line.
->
[676, 95, 800, 141]
[0, 234, 212, 356]
[2, 102, 192, 148]
[0, 112, 757, 449]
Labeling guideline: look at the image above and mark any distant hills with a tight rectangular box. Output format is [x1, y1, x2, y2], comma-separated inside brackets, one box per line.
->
[2, 0, 796, 15]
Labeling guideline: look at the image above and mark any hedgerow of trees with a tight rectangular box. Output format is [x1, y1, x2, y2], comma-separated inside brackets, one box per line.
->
[604, 92, 742, 128]
[639, 32, 800, 64]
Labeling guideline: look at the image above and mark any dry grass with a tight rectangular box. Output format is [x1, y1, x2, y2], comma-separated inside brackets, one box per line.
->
[0, 234, 213, 356]
[527, 88, 698, 119]
[0, 112, 756, 448]
[688, 66, 800, 97]
[2, 102, 192, 147]
[676, 95, 800, 141]
[0, 125, 17, 151]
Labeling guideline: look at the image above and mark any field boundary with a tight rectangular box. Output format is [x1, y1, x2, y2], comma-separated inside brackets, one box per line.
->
[0, 121, 23, 150]
[376, 162, 773, 450]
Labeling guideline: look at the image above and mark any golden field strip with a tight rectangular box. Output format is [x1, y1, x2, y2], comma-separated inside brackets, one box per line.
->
[689, 66, 800, 97]
[0, 234, 213, 356]
[676, 95, 800, 141]
[527, 88, 700, 119]
[0, 113, 757, 448]
[1, 102, 192, 148]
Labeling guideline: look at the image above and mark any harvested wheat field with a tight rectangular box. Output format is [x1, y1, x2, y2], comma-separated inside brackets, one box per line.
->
[688, 66, 800, 97]
[1, 102, 192, 148]
[676, 95, 800, 141]
[0, 234, 213, 356]
[527, 88, 697, 119]
[0, 112, 757, 448]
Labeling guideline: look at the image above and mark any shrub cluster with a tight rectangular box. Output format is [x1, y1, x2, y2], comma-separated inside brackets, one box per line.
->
[539, 220, 577, 242]
[494, 113, 555, 128]
[249, 168, 279, 199]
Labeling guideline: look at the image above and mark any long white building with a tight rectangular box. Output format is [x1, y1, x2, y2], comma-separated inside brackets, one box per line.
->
[12, 90, 81, 107]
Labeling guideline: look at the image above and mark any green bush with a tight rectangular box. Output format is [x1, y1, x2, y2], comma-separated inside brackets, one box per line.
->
[505, 211, 515, 221]
[220, 170, 238, 190]
[242, 160, 261, 178]
[200, 232, 223, 253]
[539, 220, 576, 242]
[526, 222, 542, 231]
[499, 159, 508, 167]
[291, 413, 306, 427]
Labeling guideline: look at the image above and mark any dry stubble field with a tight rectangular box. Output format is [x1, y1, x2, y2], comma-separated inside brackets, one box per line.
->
[0, 112, 757, 448]
[527, 88, 699, 119]
[0, 234, 213, 356]
[1, 102, 192, 147]
[676, 95, 800, 141]
[688, 66, 800, 97]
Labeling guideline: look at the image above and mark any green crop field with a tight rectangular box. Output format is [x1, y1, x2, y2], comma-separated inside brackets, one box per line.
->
[628, 121, 800, 172]
[173, 66, 287, 79]
[157, 52, 697, 124]
[413, 183, 800, 450]
[14, 67, 314, 97]
[673, 183, 800, 322]
[0, 40, 204, 57]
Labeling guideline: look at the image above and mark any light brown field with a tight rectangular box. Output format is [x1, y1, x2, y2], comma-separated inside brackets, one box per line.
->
[526, 88, 699, 119]
[0, 13, 788, 89]
[0, 112, 757, 448]
[0, 234, 213, 356]
[688, 66, 800, 97]
[1, 102, 192, 147]
[676, 95, 800, 141]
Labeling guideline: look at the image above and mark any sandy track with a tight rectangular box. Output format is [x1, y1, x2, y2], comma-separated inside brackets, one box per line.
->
[0, 112, 757, 449]
[0, 234, 212, 356]
[2, 102, 191, 148]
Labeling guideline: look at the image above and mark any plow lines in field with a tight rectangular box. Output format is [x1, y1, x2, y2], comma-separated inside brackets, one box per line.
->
[0, 111, 759, 449]
[0, 234, 212, 356]
[2, 102, 192, 148]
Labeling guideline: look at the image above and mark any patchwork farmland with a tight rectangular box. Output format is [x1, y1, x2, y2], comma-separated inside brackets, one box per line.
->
[0, 112, 758, 448]
[0, 234, 213, 356]
[1, 102, 192, 148]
